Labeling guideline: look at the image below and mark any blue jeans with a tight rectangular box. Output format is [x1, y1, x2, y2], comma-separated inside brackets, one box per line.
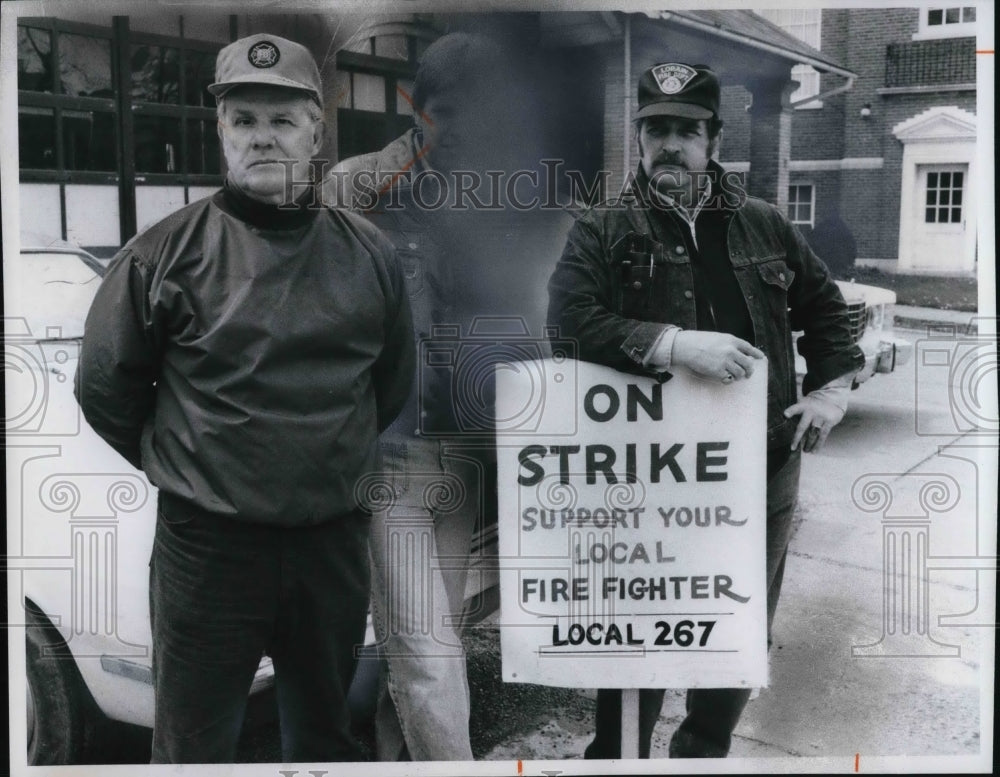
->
[148, 493, 371, 763]
[368, 438, 484, 760]
[585, 448, 802, 759]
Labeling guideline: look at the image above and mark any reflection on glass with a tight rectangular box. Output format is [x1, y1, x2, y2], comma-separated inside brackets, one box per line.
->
[60, 34, 113, 97]
[375, 34, 408, 60]
[352, 72, 385, 112]
[19, 106, 57, 169]
[186, 119, 221, 174]
[184, 50, 216, 107]
[131, 45, 180, 104]
[333, 70, 351, 108]
[397, 78, 415, 116]
[135, 115, 182, 172]
[18, 26, 53, 92]
[63, 110, 117, 171]
[343, 36, 373, 55]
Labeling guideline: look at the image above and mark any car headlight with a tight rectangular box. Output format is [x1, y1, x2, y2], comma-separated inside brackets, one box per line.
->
[866, 304, 885, 334]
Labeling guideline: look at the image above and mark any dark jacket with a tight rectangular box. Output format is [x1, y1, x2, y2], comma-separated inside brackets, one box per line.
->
[75, 184, 414, 525]
[547, 163, 865, 451]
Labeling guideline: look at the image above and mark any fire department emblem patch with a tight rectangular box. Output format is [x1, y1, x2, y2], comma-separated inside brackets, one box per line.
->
[248, 41, 280, 69]
[651, 63, 697, 95]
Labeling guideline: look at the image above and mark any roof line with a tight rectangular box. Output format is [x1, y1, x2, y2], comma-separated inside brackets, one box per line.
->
[656, 10, 856, 80]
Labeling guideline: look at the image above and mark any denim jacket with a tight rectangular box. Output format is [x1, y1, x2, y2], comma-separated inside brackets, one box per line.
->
[547, 163, 865, 451]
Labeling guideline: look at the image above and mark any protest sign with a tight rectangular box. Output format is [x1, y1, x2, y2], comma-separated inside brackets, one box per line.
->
[496, 358, 768, 689]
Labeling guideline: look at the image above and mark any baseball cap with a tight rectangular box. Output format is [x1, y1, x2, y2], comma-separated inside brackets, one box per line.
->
[636, 63, 720, 120]
[208, 34, 323, 107]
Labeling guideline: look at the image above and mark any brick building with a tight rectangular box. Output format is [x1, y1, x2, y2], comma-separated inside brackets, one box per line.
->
[11, 7, 985, 275]
[755, 6, 980, 274]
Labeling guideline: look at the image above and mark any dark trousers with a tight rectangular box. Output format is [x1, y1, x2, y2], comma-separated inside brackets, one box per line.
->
[585, 449, 801, 759]
[149, 494, 371, 764]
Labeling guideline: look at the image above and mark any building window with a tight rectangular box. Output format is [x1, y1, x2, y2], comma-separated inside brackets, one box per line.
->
[915, 6, 978, 40]
[335, 30, 429, 161]
[757, 8, 823, 108]
[17, 23, 119, 176]
[924, 170, 964, 224]
[17, 15, 227, 249]
[788, 184, 814, 226]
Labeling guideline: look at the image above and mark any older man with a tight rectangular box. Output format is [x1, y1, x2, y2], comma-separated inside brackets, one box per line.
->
[76, 34, 414, 763]
[547, 63, 865, 759]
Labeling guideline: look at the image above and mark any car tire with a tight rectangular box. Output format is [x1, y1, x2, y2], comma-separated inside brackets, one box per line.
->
[24, 602, 101, 765]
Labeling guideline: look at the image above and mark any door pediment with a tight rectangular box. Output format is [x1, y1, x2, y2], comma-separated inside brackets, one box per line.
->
[893, 106, 977, 144]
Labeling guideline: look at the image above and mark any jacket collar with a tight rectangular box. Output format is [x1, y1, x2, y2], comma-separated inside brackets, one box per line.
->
[216, 179, 319, 231]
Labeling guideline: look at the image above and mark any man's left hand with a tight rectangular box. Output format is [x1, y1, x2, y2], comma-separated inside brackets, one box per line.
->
[784, 395, 846, 453]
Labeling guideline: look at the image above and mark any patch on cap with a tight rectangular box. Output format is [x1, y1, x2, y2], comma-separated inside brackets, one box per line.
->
[651, 63, 698, 95]
[248, 41, 280, 69]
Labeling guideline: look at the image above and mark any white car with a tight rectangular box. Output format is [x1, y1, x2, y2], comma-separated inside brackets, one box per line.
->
[7, 235, 278, 765]
[795, 279, 913, 387]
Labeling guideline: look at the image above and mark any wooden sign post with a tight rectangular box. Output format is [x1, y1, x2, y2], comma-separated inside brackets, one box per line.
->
[495, 358, 769, 757]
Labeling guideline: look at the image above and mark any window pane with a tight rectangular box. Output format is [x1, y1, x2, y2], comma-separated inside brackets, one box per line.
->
[939, 171, 951, 187]
[181, 15, 231, 44]
[352, 72, 385, 112]
[186, 119, 221, 174]
[926, 190, 937, 206]
[18, 106, 57, 169]
[128, 15, 180, 37]
[927, 172, 938, 187]
[953, 190, 963, 205]
[396, 78, 415, 116]
[962, 7, 976, 22]
[945, 7, 960, 23]
[939, 190, 950, 205]
[375, 34, 409, 60]
[18, 27, 54, 92]
[63, 110, 117, 171]
[925, 208, 936, 222]
[131, 45, 180, 104]
[333, 70, 351, 109]
[938, 207, 948, 221]
[184, 50, 217, 107]
[951, 208, 961, 222]
[60, 34, 113, 97]
[135, 115, 182, 172]
[343, 36, 373, 55]
[953, 172, 964, 187]
[928, 9, 943, 25]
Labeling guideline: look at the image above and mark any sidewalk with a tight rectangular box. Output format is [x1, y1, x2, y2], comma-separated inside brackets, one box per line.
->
[893, 304, 982, 334]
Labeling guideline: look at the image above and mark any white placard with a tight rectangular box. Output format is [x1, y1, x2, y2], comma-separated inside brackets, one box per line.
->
[497, 358, 768, 689]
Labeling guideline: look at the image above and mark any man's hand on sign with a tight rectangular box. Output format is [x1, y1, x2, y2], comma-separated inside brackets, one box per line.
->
[783, 395, 846, 453]
[672, 330, 765, 384]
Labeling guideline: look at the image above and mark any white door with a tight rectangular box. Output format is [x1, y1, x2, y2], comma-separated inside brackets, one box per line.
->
[911, 164, 970, 271]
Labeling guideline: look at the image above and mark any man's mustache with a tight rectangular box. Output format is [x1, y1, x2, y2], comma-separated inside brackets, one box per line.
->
[652, 156, 687, 170]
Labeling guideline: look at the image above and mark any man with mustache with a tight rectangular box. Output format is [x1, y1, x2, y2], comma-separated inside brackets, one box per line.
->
[547, 62, 865, 759]
[76, 33, 414, 763]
